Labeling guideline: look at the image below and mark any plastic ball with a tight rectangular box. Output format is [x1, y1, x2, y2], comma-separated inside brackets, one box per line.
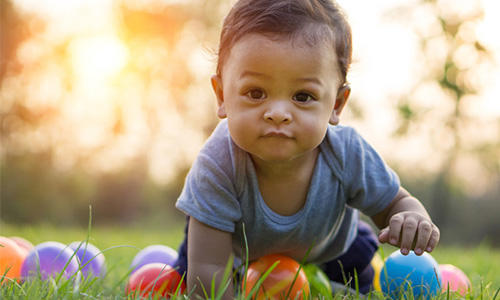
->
[126, 263, 186, 299]
[381, 250, 441, 299]
[21, 241, 81, 281]
[303, 263, 332, 299]
[370, 252, 384, 292]
[130, 245, 178, 274]
[243, 254, 310, 300]
[69, 241, 106, 278]
[9, 236, 34, 253]
[0, 236, 28, 283]
[439, 264, 470, 296]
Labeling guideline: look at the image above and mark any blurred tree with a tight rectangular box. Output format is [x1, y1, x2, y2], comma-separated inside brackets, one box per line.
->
[1, 0, 499, 247]
[0, 0, 228, 225]
[1, 0, 27, 81]
[390, 0, 500, 243]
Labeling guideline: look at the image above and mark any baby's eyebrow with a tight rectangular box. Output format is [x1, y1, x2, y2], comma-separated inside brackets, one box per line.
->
[295, 77, 323, 86]
[240, 70, 322, 86]
[239, 70, 269, 79]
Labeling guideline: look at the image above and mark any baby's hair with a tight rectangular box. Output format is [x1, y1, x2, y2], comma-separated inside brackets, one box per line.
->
[216, 0, 352, 86]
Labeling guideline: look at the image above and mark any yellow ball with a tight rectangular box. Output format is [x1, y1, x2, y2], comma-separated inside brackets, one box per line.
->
[370, 252, 384, 292]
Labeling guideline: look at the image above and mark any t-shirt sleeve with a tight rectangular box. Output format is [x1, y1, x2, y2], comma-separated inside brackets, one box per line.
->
[175, 128, 241, 232]
[342, 128, 400, 216]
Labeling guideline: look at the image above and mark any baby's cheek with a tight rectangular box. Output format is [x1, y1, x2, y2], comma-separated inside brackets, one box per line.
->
[228, 119, 260, 149]
[300, 120, 328, 147]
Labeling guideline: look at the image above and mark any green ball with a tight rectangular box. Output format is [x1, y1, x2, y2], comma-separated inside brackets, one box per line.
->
[303, 263, 332, 299]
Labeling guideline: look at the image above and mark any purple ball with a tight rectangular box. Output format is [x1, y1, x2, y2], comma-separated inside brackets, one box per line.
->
[130, 245, 178, 274]
[69, 241, 106, 278]
[21, 241, 81, 281]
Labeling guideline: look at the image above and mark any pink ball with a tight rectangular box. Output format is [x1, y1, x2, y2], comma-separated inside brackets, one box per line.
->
[9, 236, 34, 253]
[439, 264, 471, 296]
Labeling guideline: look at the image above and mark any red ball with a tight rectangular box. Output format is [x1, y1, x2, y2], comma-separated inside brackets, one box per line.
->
[126, 263, 185, 299]
[439, 264, 471, 296]
[243, 254, 310, 300]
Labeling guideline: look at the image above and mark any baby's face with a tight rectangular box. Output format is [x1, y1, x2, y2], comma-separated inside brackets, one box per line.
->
[215, 33, 343, 163]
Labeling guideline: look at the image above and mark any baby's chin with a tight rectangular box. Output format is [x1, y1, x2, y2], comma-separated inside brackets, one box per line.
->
[247, 147, 318, 166]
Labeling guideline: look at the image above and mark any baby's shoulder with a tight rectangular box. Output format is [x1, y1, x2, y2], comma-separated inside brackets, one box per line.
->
[201, 120, 232, 156]
[323, 124, 360, 154]
[320, 125, 366, 174]
[195, 120, 242, 176]
[326, 124, 358, 142]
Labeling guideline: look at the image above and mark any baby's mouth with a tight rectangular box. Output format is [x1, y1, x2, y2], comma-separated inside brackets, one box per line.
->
[262, 131, 292, 138]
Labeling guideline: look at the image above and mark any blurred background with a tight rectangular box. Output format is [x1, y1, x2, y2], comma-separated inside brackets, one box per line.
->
[1, 0, 499, 246]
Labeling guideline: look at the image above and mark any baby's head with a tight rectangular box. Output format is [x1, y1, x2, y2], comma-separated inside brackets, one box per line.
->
[216, 0, 352, 88]
[211, 0, 354, 162]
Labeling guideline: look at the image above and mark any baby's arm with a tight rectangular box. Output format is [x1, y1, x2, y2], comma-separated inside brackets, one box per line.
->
[187, 217, 234, 300]
[371, 187, 440, 256]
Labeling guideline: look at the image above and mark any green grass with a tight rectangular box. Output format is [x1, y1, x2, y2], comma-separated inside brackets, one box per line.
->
[1, 222, 185, 288]
[1, 222, 500, 299]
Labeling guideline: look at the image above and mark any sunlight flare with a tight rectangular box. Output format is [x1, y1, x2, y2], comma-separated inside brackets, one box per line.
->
[69, 35, 129, 86]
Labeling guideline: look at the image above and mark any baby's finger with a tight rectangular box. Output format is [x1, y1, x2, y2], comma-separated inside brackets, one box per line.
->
[414, 221, 432, 255]
[388, 214, 404, 247]
[399, 216, 418, 255]
[378, 227, 389, 243]
[425, 226, 440, 253]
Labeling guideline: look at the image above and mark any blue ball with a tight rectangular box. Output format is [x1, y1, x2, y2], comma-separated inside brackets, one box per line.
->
[381, 250, 442, 299]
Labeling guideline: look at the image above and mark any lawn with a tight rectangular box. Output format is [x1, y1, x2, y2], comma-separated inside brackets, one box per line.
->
[1, 222, 499, 299]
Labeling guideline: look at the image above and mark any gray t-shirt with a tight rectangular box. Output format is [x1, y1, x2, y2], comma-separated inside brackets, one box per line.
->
[176, 120, 400, 264]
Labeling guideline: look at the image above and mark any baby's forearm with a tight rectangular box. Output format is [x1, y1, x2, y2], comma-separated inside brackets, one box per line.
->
[372, 187, 429, 229]
[385, 191, 430, 226]
[187, 218, 234, 298]
[188, 263, 234, 300]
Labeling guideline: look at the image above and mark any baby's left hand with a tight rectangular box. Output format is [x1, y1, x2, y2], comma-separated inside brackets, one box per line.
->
[378, 211, 440, 256]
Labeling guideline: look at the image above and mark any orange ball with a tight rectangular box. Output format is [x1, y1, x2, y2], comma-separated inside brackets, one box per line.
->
[0, 236, 28, 284]
[243, 254, 310, 300]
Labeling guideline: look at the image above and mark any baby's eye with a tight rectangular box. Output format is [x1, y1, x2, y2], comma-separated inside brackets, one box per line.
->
[246, 89, 266, 100]
[293, 92, 316, 103]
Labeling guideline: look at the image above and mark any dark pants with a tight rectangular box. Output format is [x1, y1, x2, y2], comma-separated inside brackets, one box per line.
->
[174, 217, 377, 294]
[173, 217, 190, 279]
[319, 221, 377, 294]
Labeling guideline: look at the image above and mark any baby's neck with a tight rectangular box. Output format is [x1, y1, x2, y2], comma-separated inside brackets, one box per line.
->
[251, 148, 319, 180]
[252, 148, 319, 216]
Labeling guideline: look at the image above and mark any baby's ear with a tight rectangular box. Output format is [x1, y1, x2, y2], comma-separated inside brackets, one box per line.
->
[211, 75, 226, 119]
[329, 84, 350, 125]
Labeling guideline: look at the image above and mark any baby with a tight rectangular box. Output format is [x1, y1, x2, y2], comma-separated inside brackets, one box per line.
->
[174, 0, 440, 298]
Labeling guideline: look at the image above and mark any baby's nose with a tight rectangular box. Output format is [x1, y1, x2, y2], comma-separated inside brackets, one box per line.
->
[263, 101, 292, 124]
